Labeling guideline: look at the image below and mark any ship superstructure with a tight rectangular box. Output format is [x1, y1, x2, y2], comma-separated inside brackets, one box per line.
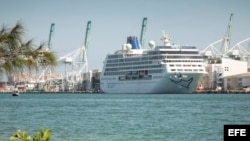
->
[100, 33, 206, 93]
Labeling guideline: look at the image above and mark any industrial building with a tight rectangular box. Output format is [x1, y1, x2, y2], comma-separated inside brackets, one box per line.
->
[81, 69, 101, 92]
[198, 14, 250, 93]
[200, 58, 249, 92]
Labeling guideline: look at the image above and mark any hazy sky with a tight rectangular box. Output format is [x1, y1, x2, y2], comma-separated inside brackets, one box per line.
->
[1, 0, 250, 70]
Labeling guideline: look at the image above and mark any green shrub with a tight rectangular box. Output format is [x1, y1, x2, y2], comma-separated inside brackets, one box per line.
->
[9, 128, 51, 141]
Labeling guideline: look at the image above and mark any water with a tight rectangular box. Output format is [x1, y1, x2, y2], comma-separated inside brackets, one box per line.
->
[0, 94, 249, 141]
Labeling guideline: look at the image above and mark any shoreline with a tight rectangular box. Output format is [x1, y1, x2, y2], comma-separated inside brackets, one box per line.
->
[1, 91, 250, 94]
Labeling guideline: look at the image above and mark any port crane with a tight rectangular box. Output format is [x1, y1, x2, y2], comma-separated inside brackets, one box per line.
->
[37, 23, 56, 83]
[48, 23, 55, 50]
[225, 37, 250, 61]
[201, 13, 250, 61]
[221, 13, 233, 54]
[140, 17, 147, 48]
[200, 13, 234, 58]
[58, 21, 92, 91]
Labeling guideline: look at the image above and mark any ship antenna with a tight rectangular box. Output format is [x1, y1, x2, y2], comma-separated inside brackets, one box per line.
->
[161, 30, 171, 46]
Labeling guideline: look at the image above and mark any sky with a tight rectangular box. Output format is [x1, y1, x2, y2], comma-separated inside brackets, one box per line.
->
[1, 0, 250, 71]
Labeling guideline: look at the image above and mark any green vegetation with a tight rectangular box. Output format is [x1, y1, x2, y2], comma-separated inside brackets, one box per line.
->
[0, 22, 57, 81]
[9, 128, 51, 141]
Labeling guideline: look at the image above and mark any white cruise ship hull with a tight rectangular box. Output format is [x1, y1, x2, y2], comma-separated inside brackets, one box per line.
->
[100, 72, 203, 94]
[100, 32, 207, 94]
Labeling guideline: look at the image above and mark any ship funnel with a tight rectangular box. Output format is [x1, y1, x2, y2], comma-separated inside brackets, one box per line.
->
[127, 36, 140, 49]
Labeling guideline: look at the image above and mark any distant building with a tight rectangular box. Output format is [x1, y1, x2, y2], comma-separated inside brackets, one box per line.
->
[223, 72, 250, 92]
[81, 69, 101, 92]
[201, 58, 248, 91]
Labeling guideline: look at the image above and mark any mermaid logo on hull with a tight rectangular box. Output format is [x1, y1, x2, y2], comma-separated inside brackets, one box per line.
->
[169, 73, 193, 89]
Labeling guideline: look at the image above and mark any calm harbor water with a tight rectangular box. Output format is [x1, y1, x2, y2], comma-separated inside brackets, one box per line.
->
[0, 93, 249, 141]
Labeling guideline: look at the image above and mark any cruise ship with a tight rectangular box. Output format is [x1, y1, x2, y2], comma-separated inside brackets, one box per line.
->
[100, 33, 206, 94]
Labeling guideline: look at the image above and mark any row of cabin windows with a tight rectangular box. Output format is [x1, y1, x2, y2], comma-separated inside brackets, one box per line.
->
[107, 53, 144, 59]
[108, 54, 123, 59]
[147, 50, 198, 55]
[105, 64, 162, 72]
[163, 60, 203, 63]
[170, 69, 204, 72]
[169, 64, 203, 67]
[107, 56, 166, 63]
[107, 58, 203, 66]
[107, 56, 202, 63]
[106, 61, 152, 67]
[104, 69, 163, 76]
[157, 46, 196, 49]
[166, 56, 202, 59]
[160, 51, 199, 54]
[147, 50, 199, 55]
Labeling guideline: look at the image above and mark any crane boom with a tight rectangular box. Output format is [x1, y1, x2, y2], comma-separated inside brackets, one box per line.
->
[221, 13, 233, 54]
[228, 13, 233, 50]
[82, 21, 91, 63]
[84, 21, 92, 49]
[48, 23, 55, 50]
[140, 17, 147, 48]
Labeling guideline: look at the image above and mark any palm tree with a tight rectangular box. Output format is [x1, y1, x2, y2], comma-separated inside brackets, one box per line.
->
[0, 22, 57, 81]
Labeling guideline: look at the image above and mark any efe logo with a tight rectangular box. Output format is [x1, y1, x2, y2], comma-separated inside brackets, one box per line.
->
[224, 125, 250, 141]
[228, 129, 246, 136]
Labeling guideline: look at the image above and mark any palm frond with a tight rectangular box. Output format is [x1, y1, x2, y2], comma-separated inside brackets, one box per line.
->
[21, 39, 34, 51]
[0, 24, 7, 35]
[0, 22, 57, 78]
[0, 25, 8, 42]
[35, 42, 47, 51]
[9, 22, 25, 42]
[40, 51, 57, 67]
